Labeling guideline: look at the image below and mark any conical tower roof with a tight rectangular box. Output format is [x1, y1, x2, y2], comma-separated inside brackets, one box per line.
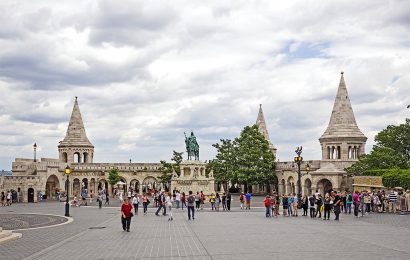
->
[320, 72, 367, 141]
[256, 104, 277, 155]
[59, 97, 93, 148]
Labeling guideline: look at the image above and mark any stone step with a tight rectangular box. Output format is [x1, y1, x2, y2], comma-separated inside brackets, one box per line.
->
[0, 230, 22, 244]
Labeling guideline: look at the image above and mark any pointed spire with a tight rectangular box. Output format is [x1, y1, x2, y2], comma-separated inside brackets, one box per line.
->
[320, 72, 367, 141]
[256, 104, 277, 155]
[59, 97, 93, 147]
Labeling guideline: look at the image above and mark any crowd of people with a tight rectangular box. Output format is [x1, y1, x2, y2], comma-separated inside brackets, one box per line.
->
[0, 190, 13, 206]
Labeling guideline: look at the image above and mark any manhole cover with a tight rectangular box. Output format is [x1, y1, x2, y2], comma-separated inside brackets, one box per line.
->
[0, 214, 68, 230]
[89, 227, 106, 229]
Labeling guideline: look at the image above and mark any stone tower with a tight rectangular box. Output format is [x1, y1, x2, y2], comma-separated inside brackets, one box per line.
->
[58, 97, 94, 163]
[256, 104, 277, 156]
[319, 72, 367, 162]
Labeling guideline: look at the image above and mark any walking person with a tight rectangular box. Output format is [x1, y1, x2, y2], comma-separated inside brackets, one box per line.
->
[239, 193, 245, 210]
[132, 194, 139, 215]
[175, 191, 181, 209]
[166, 192, 173, 221]
[226, 192, 232, 211]
[222, 192, 227, 211]
[181, 192, 186, 211]
[121, 198, 133, 232]
[215, 193, 220, 211]
[187, 191, 195, 220]
[323, 193, 331, 220]
[155, 191, 166, 216]
[245, 191, 252, 210]
[195, 192, 200, 209]
[142, 192, 149, 215]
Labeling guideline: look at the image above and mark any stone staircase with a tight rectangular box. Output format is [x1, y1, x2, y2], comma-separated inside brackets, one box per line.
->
[0, 227, 22, 244]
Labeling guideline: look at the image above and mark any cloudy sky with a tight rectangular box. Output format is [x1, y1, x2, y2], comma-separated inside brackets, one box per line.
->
[0, 0, 409, 169]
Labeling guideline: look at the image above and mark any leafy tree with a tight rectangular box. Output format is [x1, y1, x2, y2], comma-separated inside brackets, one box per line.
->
[235, 125, 276, 192]
[211, 139, 237, 192]
[108, 168, 120, 186]
[346, 119, 410, 175]
[159, 151, 183, 184]
[381, 169, 410, 190]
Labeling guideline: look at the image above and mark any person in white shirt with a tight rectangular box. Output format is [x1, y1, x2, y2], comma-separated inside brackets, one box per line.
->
[175, 191, 181, 209]
[132, 194, 139, 215]
[166, 192, 173, 221]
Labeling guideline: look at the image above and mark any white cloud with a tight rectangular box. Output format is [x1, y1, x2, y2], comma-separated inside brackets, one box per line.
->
[0, 0, 409, 169]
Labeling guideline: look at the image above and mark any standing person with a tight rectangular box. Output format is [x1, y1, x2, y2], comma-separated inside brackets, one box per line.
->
[166, 192, 173, 221]
[181, 192, 186, 211]
[315, 194, 323, 219]
[275, 194, 281, 216]
[215, 193, 220, 211]
[302, 195, 308, 216]
[388, 190, 397, 213]
[142, 192, 149, 215]
[245, 191, 252, 210]
[127, 190, 132, 200]
[98, 191, 103, 209]
[341, 191, 346, 213]
[287, 194, 293, 216]
[360, 191, 366, 217]
[309, 194, 316, 218]
[175, 191, 181, 209]
[209, 193, 215, 210]
[81, 189, 87, 206]
[282, 194, 288, 216]
[155, 191, 166, 216]
[221, 193, 227, 211]
[293, 193, 299, 217]
[333, 191, 341, 221]
[346, 191, 353, 214]
[406, 190, 410, 212]
[226, 192, 232, 211]
[200, 191, 205, 210]
[132, 194, 139, 215]
[271, 194, 277, 217]
[195, 192, 200, 209]
[364, 191, 371, 213]
[323, 193, 331, 220]
[239, 193, 245, 210]
[187, 191, 195, 220]
[264, 195, 271, 217]
[105, 191, 110, 206]
[121, 198, 133, 232]
[89, 190, 94, 204]
[353, 191, 360, 217]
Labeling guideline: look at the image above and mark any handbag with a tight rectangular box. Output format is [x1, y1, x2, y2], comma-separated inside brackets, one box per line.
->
[130, 212, 134, 217]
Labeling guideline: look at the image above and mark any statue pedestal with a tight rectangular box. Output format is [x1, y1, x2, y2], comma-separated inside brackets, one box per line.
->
[171, 160, 215, 196]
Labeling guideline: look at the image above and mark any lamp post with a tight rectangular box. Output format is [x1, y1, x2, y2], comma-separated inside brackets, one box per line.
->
[65, 165, 71, 217]
[33, 143, 37, 162]
[294, 146, 303, 199]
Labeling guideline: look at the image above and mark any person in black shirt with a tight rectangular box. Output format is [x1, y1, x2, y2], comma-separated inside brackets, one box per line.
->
[309, 195, 316, 218]
[226, 192, 232, 211]
[315, 194, 323, 218]
[332, 191, 341, 221]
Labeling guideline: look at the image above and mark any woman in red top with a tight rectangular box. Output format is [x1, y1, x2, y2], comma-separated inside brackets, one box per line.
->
[121, 198, 133, 232]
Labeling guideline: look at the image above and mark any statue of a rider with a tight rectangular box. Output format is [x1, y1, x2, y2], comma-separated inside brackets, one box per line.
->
[184, 131, 199, 160]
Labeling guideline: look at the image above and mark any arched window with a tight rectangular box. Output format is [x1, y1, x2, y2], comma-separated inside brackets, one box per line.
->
[74, 152, 81, 163]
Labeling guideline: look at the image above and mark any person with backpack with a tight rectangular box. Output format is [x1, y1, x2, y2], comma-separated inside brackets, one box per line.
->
[187, 190, 195, 220]
[346, 191, 353, 214]
[264, 195, 271, 217]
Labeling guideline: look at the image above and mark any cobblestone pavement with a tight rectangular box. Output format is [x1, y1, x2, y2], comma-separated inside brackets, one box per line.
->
[0, 201, 409, 260]
[0, 213, 68, 230]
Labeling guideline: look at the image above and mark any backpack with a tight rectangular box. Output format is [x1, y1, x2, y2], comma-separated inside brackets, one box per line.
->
[188, 195, 194, 204]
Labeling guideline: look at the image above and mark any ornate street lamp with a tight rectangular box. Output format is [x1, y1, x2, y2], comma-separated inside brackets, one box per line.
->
[65, 165, 71, 217]
[294, 146, 303, 199]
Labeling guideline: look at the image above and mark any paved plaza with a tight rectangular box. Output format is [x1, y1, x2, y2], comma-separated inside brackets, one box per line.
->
[0, 199, 409, 260]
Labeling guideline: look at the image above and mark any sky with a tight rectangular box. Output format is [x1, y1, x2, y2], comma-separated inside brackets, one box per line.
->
[0, 0, 409, 170]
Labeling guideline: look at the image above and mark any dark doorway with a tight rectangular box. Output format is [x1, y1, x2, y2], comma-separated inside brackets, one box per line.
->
[28, 188, 34, 203]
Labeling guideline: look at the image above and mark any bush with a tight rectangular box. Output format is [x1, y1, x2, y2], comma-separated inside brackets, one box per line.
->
[381, 169, 410, 190]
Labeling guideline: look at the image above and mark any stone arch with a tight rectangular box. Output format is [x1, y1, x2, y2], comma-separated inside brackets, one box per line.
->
[98, 179, 108, 192]
[142, 176, 158, 193]
[303, 178, 312, 196]
[73, 178, 81, 197]
[279, 179, 286, 195]
[90, 178, 96, 194]
[83, 152, 89, 163]
[73, 152, 81, 163]
[130, 179, 140, 194]
[46, 175, 60, 200]
[62, 152, 68, 163]
[28, 187, 35, 203]
[117, 177, 127, 194]
[81, 178, 88, 192]
[316, 178, 333, 196]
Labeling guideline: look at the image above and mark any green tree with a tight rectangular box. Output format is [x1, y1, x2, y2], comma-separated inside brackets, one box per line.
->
[234, 125, 277, 192]
[108, 168, 120, 186]
[346, 119, 410, 175]
[211, 139, 237, 192]
[159, 151, 183, 184]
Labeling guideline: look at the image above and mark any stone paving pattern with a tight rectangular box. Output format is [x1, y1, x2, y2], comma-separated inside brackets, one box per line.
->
[0, 214, 68, 230]
[0, 198, 409, 260]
